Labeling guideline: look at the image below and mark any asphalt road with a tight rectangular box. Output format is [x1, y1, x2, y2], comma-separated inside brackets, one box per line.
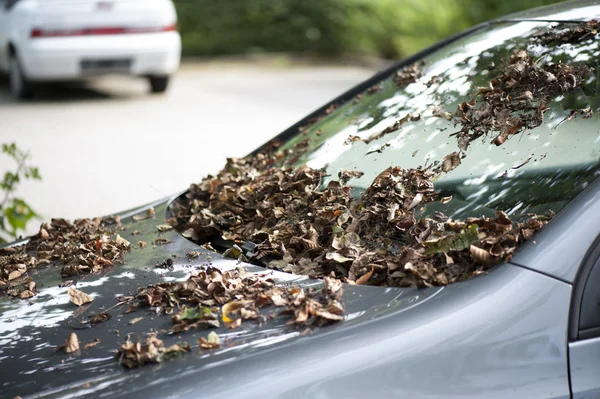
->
[0, 61, 375, 234]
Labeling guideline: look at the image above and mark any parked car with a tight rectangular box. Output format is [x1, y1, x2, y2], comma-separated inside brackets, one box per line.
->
[0, 0, 181, 99]
[3, 1, 600, 398]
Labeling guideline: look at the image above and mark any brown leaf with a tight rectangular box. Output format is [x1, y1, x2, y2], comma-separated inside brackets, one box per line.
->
[89, 312, 111, 325]
[441, 152, 461, 173]
[68, 287, 94, 306]
[129, 317, 143, 325]
[198, 331, 220, 349]
[84, 338, 101, 349]
[56, 332, 80, 354]
[469, 245, 498, 266]
[355, 267, 374, 285]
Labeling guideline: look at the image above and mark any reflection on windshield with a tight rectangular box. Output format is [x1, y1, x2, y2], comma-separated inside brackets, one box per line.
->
[281, 21, 600, 221]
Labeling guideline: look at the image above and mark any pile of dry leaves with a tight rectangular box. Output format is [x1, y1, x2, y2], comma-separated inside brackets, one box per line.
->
[110, 268, 343, 367]
[132, 267, 343, 332]
[0, 217, 130, 299]
[115, 334, 191, 368]
[533, 20, 600, 46]
[172, 150, 550, 288]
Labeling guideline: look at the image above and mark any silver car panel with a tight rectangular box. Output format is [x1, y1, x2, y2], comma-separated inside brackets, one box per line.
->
[569, 337, 600, 398]
[511, 176, 600, 284]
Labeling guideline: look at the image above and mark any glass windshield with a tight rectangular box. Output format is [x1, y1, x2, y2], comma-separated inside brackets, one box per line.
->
[174, 20, 600, 288]
[277, 21, 600, 221]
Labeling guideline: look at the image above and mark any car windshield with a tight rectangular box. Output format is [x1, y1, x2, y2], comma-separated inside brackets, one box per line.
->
[276, 21, 600, 221]
[173, 20, 600, 288]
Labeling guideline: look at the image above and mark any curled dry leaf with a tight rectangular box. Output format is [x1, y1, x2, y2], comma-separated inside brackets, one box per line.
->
[469, 245, 497, 267]
[89, 312, 111, 325]
[129, 317, 143, 325]
[154, 238, 173, 246]
[68, 287, 94, 306]
[156, 224, 173, 232]
[56, 332, 80, 354]
[84, 338, 101, 349]
[355, 267, 374, 285]
[198, 331, 220, 349]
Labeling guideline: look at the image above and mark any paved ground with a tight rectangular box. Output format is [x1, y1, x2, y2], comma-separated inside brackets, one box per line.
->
[0, 61, 375, 234]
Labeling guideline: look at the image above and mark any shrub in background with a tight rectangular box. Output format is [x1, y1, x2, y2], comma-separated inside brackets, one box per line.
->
[174, 0, 564, 60]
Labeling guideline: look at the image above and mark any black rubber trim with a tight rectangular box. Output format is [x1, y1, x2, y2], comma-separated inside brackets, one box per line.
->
[569, 233, 600, 341]
[578, 325, 600, 341]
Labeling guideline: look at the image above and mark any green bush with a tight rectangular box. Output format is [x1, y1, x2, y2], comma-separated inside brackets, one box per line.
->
[174, 0, 564, 59]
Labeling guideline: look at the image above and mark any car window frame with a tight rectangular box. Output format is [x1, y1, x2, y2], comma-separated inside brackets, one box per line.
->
[569, 232, 600, 341]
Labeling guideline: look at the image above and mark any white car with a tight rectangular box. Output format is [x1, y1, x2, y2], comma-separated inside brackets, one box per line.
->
[0, 0, 181, 99]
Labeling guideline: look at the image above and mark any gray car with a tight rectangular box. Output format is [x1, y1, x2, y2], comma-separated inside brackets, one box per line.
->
[3, 1, 600, 398]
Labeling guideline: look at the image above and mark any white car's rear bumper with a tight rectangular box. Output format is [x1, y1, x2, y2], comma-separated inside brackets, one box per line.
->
[19, 31, 181, 81]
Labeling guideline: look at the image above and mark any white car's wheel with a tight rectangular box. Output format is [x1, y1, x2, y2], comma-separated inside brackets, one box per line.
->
[149, 76, 170, 94]
[9, 54, 33, 100]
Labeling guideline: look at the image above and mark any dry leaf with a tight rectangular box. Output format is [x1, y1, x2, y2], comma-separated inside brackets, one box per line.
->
[129, 317, 144, 325]
[84, 338, 101, 349]
[68, 287, 94, 306]
[198, 331, 220, 349]
[56, 332, 80, 354]
[355, 267, 374, 285]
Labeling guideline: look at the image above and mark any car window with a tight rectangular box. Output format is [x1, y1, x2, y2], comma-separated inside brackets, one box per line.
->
[277, 21, 600, 222]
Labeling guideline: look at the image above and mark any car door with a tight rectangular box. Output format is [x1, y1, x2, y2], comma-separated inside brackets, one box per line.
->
[569, 237, 600, 398]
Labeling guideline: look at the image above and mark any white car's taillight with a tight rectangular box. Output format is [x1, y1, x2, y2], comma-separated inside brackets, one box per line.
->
[31, 24, 177, 38]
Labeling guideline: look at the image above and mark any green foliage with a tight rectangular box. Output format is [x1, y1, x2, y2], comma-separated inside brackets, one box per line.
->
[174, 0, 563, 59]
[0, 143, 41, 244]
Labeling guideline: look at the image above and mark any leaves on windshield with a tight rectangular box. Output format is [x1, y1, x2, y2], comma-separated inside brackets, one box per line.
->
[172, 141, 549, 288]
[0, 217, 129, 299]
[454, 48, 591, 149]
[532, 20, 600, 46]
[394, 62, 423, 87]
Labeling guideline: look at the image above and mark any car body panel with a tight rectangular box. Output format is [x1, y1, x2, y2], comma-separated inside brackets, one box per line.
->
[510, 176, 600, 283]
[569, 337, 600, 398]
[0, 200, 572, 398]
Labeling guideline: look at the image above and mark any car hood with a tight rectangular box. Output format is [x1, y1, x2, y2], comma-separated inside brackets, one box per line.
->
[0, 199, 444, 398]
[0, 199, 573, 399]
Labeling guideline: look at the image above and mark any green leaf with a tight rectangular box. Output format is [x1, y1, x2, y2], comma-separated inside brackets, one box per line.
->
[4, 198, 37, 234]
[423, 224, 480, 254]
[180, 306, 215, 321]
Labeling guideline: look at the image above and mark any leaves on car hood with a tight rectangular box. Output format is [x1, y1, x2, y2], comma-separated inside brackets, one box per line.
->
[115, 334, 191, 369]
[1, 217, 129, 299]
